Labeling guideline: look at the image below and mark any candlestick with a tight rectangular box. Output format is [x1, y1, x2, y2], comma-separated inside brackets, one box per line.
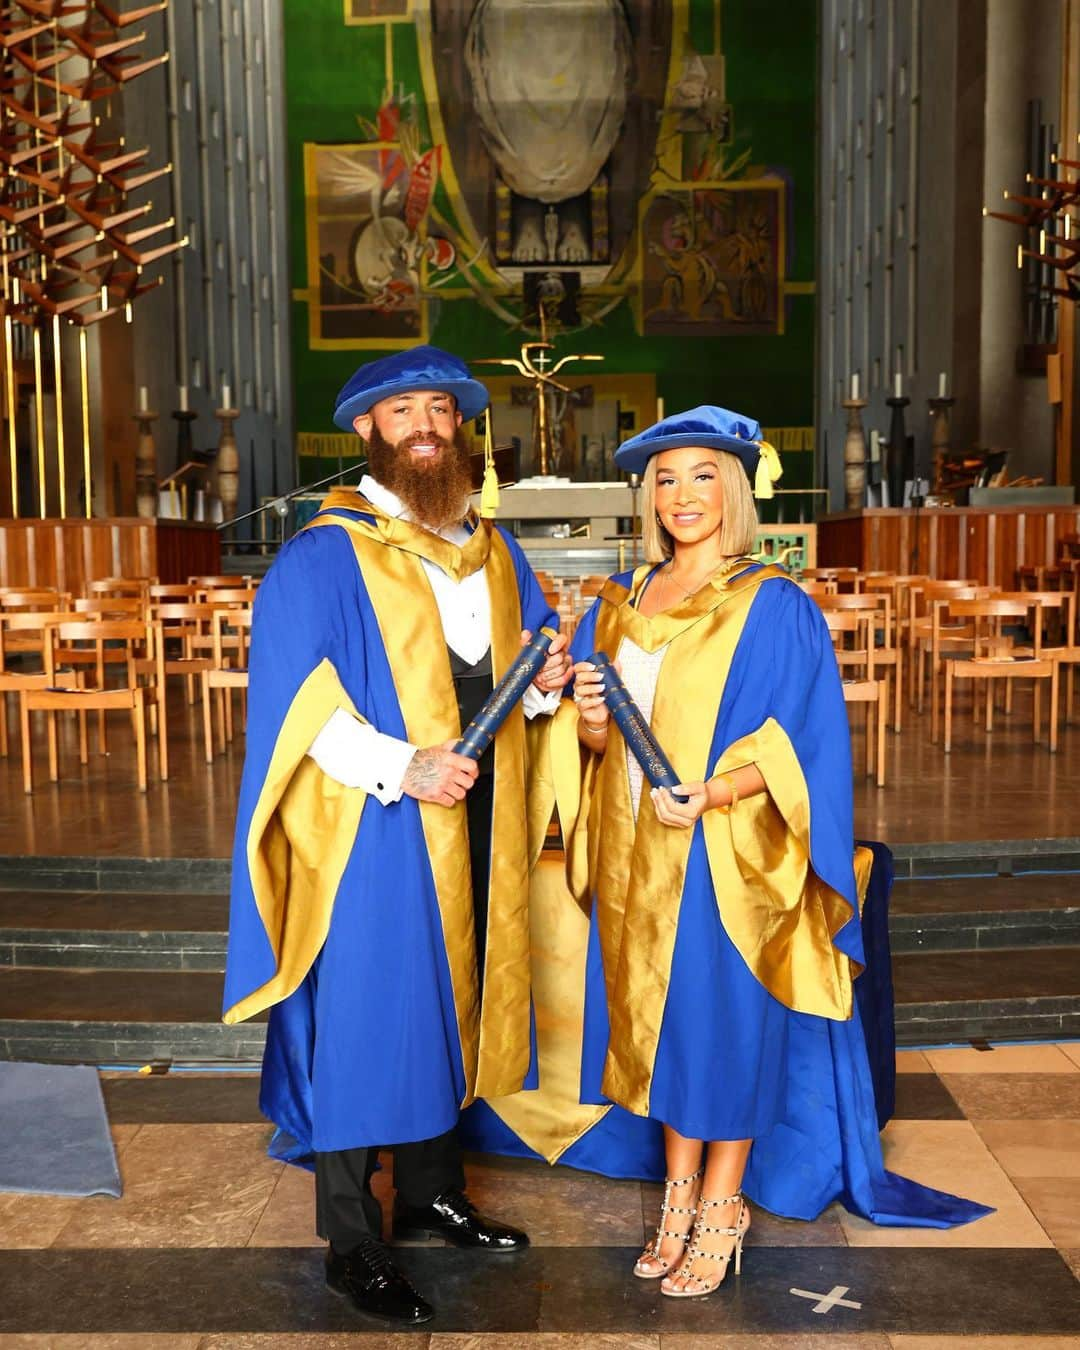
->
[928, 395, 956, 496]
[841, 397, 868, 509]
[885, 393, 911, 508]
[171, 406, 197, 472]
[133, 406, 159, 520]
[215, 406, 241, 537]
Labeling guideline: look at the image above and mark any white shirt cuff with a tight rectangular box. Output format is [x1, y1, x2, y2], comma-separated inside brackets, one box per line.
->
[307, 707, 417, 804]
[522, 683, 561, 719]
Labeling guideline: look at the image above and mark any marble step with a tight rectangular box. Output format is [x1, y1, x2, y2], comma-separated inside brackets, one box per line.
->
[889, 872, 1080, 952]
[0, 890, 228, 970]
[2, 947, 1079, 1061]
[3, 835, 1080, 896]
[4, 869, 1080, 971]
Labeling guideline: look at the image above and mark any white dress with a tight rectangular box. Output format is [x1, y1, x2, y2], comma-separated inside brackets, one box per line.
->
[615, 635, 669, 819]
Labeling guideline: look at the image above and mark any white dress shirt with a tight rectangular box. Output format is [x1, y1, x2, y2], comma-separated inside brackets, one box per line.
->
[308, 474, 557, 803]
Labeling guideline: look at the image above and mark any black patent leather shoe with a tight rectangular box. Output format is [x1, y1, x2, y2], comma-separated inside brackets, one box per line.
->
[325, 1240, 434, 1324]
[392, 1187, 530, 1249]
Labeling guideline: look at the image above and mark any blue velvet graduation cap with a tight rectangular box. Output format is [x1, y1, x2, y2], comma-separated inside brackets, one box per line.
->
[332, 344, 490, 431]
[614, 405, 783, 498]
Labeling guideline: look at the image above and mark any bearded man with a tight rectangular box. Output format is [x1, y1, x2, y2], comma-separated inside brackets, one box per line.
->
[223, 346, 572, 1325]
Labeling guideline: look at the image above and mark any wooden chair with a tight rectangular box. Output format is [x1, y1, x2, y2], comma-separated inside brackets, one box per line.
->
[87, 577, 155, 602]
[821, 609, 886, 785]
[907, 580, 985, 710]
[795, 579, 838, 598]
[188, 574, 254, 590]
[148, 583, 201, 602]
[0, 589, 67, 610]
[201, 608, 253, 761]
[1003, 590, 1080, 727]
[20, 619, 153, 792]
[0, 591, 72, 655]
[803, 566, 860, 591]
[187, 589, 256, 664]
[134, 603, 218, 777]
[74, 596, 147, 619]
[817, 592, 903, 731]
[939, 598, 1059, 753]
[0, 610, 82, 758]
[863, 574, 924, 645]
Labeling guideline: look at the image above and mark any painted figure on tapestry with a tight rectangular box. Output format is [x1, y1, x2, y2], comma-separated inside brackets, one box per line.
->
[223, 344, 573, 1325]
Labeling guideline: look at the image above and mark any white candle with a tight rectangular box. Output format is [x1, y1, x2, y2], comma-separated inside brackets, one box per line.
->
[850, 372, 860, 401]
[178, 385, 188, 412]
[938, 372, 947, 399]
[893, 371, 903, 399]
[222, 382, 232, 408]
[870, 428, 880, 462]
[138, 385, 148, 412]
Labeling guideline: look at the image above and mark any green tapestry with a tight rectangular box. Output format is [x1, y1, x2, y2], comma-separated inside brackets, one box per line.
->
[286, 0, 817, 504]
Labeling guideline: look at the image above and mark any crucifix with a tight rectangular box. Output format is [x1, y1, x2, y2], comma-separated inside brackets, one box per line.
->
[474, 314, 603, 477]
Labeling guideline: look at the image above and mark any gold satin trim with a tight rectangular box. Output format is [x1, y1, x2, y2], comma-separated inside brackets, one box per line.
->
[590, 568, 773, 1115]
[526, 699, 596, 909]
[703, 717, 859, 1023]
[224, 658, 366, 1026]
[318, 488, 492, 581]
[595, 559, 780, 655]
[484, 855, 609, 1163]
[477, 529, 533, 1096]
[854, 845, 874, 916]
[307, 511, 532, 1103]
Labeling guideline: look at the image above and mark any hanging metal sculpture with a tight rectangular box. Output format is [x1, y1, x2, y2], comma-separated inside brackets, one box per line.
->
[1, 0, 184, 518]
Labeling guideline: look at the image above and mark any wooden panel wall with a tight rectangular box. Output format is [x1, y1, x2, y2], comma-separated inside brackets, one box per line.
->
[0, 519, 220, 591]
[818, 507, 1080, 587]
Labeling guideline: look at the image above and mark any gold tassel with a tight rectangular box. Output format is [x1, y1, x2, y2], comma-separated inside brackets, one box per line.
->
[754, 439, 783, 499]
[479, 409, 500, 519]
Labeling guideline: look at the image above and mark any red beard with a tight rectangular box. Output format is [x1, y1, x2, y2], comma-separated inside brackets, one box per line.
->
[365, 425, 474, 530]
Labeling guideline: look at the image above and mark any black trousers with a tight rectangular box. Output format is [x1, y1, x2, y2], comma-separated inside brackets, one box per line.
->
[314, 773, 495, 1249]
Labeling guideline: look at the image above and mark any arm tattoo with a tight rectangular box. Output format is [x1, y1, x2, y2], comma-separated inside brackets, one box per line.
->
[404, 747, 443, 794]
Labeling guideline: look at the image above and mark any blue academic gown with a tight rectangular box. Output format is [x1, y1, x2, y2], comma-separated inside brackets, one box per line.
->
[223, 512, 554, 1161]
[463, 569, 990, 1229]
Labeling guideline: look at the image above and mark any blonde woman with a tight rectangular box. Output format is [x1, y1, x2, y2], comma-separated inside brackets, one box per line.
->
[566, 407, 988, 1298]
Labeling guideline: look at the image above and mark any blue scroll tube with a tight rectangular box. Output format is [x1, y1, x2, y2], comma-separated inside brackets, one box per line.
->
[587, 651, 689, 804]
[454, 625, 557, 761]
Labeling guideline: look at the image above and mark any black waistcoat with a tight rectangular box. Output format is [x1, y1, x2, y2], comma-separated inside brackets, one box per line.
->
[448, 644, 494, 776]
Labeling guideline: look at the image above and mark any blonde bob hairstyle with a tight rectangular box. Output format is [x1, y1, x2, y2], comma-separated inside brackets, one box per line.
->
[640, 446, 759, 563]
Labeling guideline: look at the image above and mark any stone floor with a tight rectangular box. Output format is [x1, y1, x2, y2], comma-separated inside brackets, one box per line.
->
[0, 1045, 1079, 1344]
[1, 681, 1080, 858]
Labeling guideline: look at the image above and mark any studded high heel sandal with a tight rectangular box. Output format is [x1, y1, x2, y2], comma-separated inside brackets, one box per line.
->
[633, 1167, 703, 1279]
[660, 1191, 747, 1298]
